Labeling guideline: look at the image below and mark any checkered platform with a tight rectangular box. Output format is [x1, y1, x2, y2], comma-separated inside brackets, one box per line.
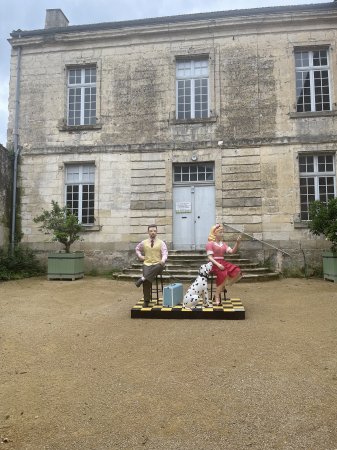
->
[131, 298, 245, 320]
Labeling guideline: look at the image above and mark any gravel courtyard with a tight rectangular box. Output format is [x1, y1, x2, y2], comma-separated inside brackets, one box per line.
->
[0, 276, 336, 450]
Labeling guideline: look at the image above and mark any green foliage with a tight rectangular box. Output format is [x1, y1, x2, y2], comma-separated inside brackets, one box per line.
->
[0, 245, 44, 281]
[33, 201, 83, 253]
[309, 264, 324, 278]
[86, 268, 99, 277]
[282, 264, 323, 279]
[309, 198, 337, 253]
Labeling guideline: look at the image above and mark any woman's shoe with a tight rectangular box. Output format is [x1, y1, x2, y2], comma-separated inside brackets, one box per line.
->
[183, 305, 194, 310]
[213, 296, 221, 306]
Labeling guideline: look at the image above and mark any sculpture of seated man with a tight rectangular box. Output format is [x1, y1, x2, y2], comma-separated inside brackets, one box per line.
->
[135, 224, 168, 307]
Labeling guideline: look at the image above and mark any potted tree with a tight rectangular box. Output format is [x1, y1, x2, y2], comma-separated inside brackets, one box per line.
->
[34, 201, 84, 280]
[309, 198, 337, 282]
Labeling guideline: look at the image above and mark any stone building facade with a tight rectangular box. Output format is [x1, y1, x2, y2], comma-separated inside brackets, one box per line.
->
[7, 3, 337, 270]
[0, 145, 11, 248]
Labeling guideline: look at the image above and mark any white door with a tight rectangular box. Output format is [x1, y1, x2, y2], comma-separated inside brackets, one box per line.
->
[194, 185, 216, 248]
[173, 184, 215, 250]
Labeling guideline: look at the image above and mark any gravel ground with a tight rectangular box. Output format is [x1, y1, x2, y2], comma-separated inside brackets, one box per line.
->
[0, 276, 336, 450]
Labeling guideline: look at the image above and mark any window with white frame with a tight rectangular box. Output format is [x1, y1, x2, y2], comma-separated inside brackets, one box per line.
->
[299, 154, 336, 220]
[173, 163, 214, 183]
[65, 164, 95, 225]
[176, 59, 209, 120]
[67, 67, 96, 126]
[295, 49, 331, 113]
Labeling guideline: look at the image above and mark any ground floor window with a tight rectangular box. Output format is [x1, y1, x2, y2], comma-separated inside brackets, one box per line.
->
[65, 164, 95, 224]
[299, 154, 335, 220]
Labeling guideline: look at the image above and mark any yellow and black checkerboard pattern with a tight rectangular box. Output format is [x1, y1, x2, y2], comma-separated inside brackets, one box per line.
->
[131, 298, 245, 320]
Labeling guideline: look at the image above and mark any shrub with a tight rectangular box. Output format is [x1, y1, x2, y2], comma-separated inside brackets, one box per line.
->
[0, 246, 43, 281]
[309, 198, 337, 253]
[33, 201, 83, 253]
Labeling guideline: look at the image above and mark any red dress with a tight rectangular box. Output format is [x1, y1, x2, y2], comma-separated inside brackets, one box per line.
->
[206, 241, 241, 286]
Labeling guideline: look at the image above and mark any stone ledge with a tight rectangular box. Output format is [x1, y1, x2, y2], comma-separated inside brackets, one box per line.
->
[289, 111, 337, 119]
[170, 117, 217, 125]
[293, 221, 309, 229]
[58, 124, 102, 132]
[81, 225, 102, 232]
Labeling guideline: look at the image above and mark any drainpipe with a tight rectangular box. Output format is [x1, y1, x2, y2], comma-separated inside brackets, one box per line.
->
[11, 45, 22, 255]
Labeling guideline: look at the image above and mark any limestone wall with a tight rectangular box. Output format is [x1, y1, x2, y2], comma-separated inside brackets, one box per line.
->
[7, 5, 337, 270]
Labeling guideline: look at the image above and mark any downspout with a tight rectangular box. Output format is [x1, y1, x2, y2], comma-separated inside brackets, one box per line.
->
[11, 45, 22, 255]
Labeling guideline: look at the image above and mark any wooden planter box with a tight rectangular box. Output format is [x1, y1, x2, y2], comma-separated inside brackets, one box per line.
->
[322, 251, 337, 283]
[48, 252, 84, 280]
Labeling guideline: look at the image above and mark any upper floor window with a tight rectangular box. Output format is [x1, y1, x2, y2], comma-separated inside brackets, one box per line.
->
[67, 67, 96, 126]
[176, 59, 209, 120]
[295, 49, 331, 113]
[299, 154, 335, 220]
[65, 164, 95, 225]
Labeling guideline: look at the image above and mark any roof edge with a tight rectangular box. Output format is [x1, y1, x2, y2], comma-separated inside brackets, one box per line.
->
[10, 2, 337, 38]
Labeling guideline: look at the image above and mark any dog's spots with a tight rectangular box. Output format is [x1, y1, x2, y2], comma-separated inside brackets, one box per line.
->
[183, 262, 212, 308]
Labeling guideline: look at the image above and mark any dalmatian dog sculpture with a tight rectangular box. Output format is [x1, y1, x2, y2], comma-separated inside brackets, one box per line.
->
[183, 261, 213, 309]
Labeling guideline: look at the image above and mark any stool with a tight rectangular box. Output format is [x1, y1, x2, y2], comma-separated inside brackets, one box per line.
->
[150, 273, 164, 304]
[210, 274, 228, 303]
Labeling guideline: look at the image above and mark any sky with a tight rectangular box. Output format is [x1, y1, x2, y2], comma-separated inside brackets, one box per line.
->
[0, 0, 330, 147]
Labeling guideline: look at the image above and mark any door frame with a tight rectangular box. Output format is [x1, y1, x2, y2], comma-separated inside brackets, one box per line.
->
[172, 162, 215, 250]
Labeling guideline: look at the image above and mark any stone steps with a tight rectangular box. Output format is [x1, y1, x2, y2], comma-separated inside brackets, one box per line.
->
[130, 261, 259, 270]
[124, 267, 270, 276]
[118, 272, 279, 283]
[117, 250, 280, 283]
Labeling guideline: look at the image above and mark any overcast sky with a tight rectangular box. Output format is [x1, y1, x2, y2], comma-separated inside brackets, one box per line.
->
[0, 0, 330, 146]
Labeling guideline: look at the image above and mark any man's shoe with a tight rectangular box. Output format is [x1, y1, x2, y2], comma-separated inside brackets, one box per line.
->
[135, 278, 143, 287]
[143, 302, 150, 308]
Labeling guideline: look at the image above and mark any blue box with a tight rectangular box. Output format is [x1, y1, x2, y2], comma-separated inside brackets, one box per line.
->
[163, 283, 183, 307]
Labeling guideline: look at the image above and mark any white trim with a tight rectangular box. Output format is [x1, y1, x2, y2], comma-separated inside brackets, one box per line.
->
[67, 67, 96, 126]
[176, 59, 209, 119]
[295, 49, 331, 112]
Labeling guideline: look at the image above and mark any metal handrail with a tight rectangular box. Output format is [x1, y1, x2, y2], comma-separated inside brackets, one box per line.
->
[222, 222, 291, 257]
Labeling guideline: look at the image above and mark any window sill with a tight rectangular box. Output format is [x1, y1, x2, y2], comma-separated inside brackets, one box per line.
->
[289, 111, 337, 119]
[293, 221, 309, 229]
[58, 124, 102, 132]
[81, 225, 102, 232]
[170, 116, 217, 125]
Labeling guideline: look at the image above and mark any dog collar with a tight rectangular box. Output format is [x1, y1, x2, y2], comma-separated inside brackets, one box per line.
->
[198, 273, 209, 279]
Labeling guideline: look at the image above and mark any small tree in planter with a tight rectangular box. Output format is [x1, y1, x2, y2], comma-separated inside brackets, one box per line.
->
[309, 198, 337, 282]
[34, 201, 85, 280]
